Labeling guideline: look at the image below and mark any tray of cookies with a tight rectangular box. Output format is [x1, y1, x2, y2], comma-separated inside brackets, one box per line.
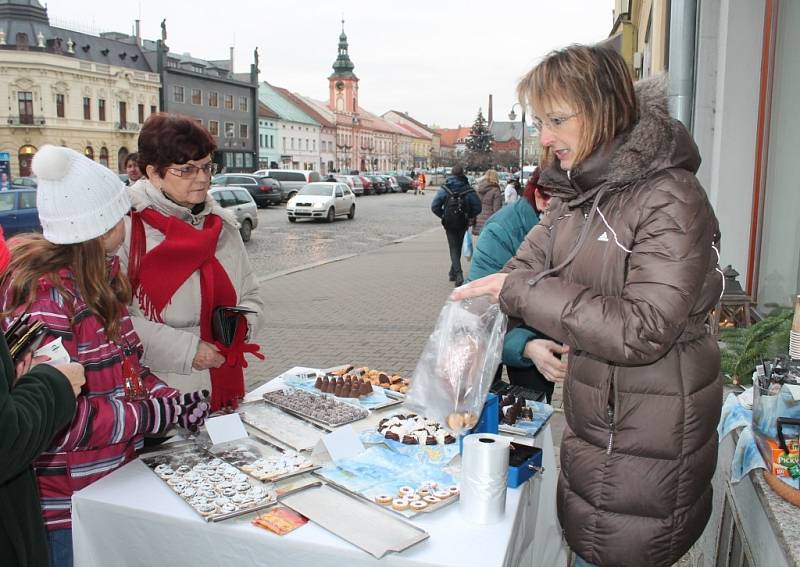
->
[283, 373, 403, 411]
[207, 437, 317, 482]
[263, 388, 369, 429]
[238, 401, 326, 453]
[330, 365, 411, 397]
[141, 445, 277, 522]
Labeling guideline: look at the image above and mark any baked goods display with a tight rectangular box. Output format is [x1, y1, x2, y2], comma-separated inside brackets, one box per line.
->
[210, 440, 314, 482]
[142, 446, 276, 522]
[377, 414, 456, 445]
[373, 481, 460, 514]
[331, 365, 411, 394]
[499, 395, 534, 425]
[314, 374, 374, 398]
[263, 388, 369, 427]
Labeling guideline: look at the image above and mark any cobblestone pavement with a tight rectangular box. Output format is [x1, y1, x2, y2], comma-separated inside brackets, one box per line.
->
[243, 191, 441, 280]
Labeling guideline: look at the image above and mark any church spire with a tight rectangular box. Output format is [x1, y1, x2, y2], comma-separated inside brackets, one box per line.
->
[331, 19, 357, 79]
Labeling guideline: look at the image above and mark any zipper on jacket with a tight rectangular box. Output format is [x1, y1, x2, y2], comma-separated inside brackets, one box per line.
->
[606, 368, 618, 455]
[606, 404, 615, 455]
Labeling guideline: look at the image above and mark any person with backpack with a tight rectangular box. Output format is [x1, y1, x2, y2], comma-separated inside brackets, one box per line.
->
[431, 164, 481, 287]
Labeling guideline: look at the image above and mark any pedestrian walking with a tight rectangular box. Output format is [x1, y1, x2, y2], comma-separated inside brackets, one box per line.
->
[416, 171, 427, 195]
[504, 176, 520, 204]
[453, 44, 722, 567]
[472, 169, 503, 238]
[431, 164, 481, 287]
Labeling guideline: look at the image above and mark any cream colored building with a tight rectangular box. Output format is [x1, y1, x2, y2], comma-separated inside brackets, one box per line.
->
[0, 1, 160, 176]
[610, 0, 670, 79]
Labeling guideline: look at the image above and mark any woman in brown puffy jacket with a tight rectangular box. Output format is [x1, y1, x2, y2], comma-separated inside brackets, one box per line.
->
[471, 169, 503, 237]
[453, 44, 723, 567]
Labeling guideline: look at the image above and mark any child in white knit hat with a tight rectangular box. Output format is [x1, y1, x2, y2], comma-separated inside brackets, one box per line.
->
[0, 145, 209, 566]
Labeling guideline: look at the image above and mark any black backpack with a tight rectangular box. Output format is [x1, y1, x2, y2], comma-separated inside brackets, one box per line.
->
[441, 186, 474, 230]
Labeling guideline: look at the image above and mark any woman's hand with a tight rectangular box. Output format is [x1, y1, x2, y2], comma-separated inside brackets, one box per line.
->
[51, 362, 86, 398]
[524, 339, 569, 383]
[14, 354, 51, 385]
[192, 341, 226, 370]
[449, 273, 508, 303]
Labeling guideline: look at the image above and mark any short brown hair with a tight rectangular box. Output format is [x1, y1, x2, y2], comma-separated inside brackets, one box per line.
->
[517, 44, 637, 167]
[137, 113, 217, 177]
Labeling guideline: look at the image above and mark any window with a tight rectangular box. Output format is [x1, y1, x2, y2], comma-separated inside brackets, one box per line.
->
[83, 97, 91, 120]
[150, 104, 156, 115]
[208, 120, 219, 136]
[259, 134, 264, 148]
[224, 122, 234, 137]
[269, 135, 274, 149]
[191, 88, 202, 105]
[19, 191, 36, 209]
[305, 139, 309, 151]
[98, 99, 106, 121]
[224, 95, 233, 110]
[239, 124, 248, 138]
[18, 91, 33, 124]
[0, 194, 14, 212]
[173, 86, 184, 103]
[209, 92, 219, 107]
[56, 94, 65, 118]
[238, 96, 248, 112]
[291, 138, 295, 150]
[138, 103, 144, 124]
[282, 137, 286, 150]
[118, 101, 126, 127]
[99, 147, 109, 167]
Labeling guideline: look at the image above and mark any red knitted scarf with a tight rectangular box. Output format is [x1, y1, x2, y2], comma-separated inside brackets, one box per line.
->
[128, 208, 247, 410]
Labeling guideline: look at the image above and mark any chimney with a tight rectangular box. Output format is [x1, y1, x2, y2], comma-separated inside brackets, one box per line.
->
[230, 46, 234, 71]
[488, 94, 493, 126]
[135, 19, 141, 46]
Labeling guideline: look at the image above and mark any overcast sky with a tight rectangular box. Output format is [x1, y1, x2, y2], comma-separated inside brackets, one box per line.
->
[47, 0, 615, 128]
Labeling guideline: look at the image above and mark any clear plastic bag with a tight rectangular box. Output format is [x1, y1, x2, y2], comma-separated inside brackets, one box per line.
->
[405, 296, 507, 437]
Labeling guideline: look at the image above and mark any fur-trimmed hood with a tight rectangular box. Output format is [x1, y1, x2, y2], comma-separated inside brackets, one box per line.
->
[128, 178, 238, 228]
[538, 76, 701, 208]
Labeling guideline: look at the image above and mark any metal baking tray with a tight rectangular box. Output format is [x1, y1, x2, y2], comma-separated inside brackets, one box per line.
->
[141, 444, 277, 522]
[262, 388, 369, 429]
[207, 436, 318, 483]
[238, 401, 327, 452]
[280, 482, 429, 559]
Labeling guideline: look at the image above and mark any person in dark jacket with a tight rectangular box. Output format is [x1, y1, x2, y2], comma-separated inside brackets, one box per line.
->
[453, 45, 723, 567]
[0, 226, 85, 567]
[466, 168, 561, 402]
[431, 164, 481, 286]
[471, 169, 503, 237]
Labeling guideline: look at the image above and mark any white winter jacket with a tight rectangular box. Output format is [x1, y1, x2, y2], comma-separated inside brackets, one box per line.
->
[119, 179, 265, 394]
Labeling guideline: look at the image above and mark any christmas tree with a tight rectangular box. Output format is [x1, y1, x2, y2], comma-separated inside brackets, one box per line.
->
[465, 108, 494, 171]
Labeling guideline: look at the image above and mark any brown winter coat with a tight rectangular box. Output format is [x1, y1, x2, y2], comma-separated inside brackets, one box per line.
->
[499, 79, 723, 567]
[472, 181, 503, 235]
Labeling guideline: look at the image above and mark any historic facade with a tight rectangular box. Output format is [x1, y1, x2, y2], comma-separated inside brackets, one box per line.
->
[0, 0, 160, 175]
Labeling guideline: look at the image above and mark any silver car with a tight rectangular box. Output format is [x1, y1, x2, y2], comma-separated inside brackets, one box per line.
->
[209, 186, 259, 242]
[286, 182, 356, 223]
[334, 174, 364, 196]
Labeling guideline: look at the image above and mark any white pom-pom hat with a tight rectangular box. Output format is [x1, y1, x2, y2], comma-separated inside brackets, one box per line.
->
[33, 145, 131, 244]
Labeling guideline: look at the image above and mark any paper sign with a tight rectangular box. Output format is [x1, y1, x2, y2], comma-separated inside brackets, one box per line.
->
[205, 413, 248, 445]
[34, 337, 71, 366]
[321, 424, 364, 461]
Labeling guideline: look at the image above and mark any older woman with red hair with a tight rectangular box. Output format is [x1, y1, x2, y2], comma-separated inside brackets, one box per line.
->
[120, 113, 265, 410]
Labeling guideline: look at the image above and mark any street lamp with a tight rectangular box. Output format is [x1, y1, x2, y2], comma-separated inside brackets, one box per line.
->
[508, 103, 525, 175]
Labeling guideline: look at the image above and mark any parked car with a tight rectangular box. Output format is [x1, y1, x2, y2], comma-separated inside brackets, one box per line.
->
[359, 175, 374, 195]
[394, 175, 415, 193]
[379, 175, 400, 193]
[12, 176, 37, 188]
[366, 175, 386, 194]
[252, 169, 321, 201]
[211, 173, 282, 207]
[208, 186, 259, 242]
[0, 188, 40, 237]
[286, 182, 356, 223]
[334, 174, 364, 196]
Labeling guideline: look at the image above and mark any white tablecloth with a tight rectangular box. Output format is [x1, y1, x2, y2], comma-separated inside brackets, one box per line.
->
[72, 369, 567, 566]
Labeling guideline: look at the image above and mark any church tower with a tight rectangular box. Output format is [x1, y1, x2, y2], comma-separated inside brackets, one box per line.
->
[328, 21, 359, 114]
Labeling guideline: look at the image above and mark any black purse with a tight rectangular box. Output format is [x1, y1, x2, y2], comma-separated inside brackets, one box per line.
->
[4, 313, 48, 362]
[212, 306, 256, 347]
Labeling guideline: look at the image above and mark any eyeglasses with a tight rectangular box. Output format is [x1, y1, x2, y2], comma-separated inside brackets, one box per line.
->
[166, 162, 218, 178]
[531, 113, 579, 132]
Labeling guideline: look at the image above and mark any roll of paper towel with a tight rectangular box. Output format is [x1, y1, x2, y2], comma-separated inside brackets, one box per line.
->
[460, 433, 510, 524]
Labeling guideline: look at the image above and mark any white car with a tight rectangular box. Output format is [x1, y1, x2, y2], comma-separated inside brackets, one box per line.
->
[286, 182, 356, 223]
